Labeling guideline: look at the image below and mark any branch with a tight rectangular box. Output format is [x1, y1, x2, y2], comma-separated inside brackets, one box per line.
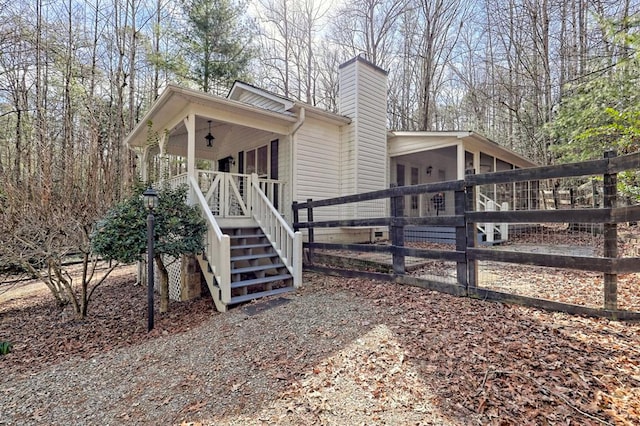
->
[86, 262, 120, 304]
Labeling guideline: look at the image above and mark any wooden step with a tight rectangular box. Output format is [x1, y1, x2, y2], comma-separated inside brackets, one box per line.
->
[223, 228, 262, 235]
[229, 286, 294, 305]
[230, 273, 292, 289]
[229, 243, 272, 250]
[230, 252, 279, 262]
[231, 263, 286, 275]
[228, 233, 265, 240]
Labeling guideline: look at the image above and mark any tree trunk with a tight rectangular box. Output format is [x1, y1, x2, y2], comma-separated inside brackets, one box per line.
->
[155, 254, 170, 313]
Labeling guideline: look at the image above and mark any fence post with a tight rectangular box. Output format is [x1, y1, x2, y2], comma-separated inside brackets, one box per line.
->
[603, 150, 618, 310]
[501, 202, 509, 241]
[465, 169, 478, 291]
[292, 201, 299, 231]
[455, 185, 467, 288]
[390, 184, 405, 275]
[307, 199, 315, 265]
[485, 200, 495, 243]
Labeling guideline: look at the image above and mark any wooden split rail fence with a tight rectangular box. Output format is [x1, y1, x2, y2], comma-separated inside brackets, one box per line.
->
[292, 151, 640, 320]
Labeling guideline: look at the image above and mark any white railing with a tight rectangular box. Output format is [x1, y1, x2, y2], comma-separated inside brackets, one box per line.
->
[165, 170, 285, 218]
[163, 173, 188, 190]
[188, 175, 231, 303]
[257, 177, 285, 213]
[250, 174, 303, 287]
[196, 170, 251, 218]
[163, 171, 294, 303]
[477, 192, 509, 243]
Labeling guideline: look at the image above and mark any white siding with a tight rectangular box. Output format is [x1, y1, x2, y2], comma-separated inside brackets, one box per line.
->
[294, 117, 342, 222]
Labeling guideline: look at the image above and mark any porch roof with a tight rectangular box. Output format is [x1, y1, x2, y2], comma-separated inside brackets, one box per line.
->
[388, 130, 537, 168]
[124, 85, 300, 149]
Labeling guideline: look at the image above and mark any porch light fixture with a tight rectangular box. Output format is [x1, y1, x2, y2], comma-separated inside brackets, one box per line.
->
[426, 165, 433, 175]
[205, 120, 215, 147]
[143, 187, 158, 332]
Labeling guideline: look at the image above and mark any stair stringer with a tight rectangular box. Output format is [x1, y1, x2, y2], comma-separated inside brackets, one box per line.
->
[196, 254, 227, 312]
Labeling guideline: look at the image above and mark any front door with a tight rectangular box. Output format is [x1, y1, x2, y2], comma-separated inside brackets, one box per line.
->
[218, 156, 233, 173]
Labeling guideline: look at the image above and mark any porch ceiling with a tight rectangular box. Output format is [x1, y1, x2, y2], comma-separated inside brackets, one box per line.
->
[124, 85, 299, 150]
[163, 118, 278, 160]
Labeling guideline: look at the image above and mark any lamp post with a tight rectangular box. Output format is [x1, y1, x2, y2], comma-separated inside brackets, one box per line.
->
[143, 187, 159, 332]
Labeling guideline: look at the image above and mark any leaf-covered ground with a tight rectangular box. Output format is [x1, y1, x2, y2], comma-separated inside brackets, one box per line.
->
[1, 266, 640, 424]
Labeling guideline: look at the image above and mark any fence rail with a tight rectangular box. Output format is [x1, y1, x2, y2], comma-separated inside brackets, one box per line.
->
[292, 150, 640, 320]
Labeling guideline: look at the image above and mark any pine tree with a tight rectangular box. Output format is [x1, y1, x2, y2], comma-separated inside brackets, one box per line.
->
[181, 0, 254, 94]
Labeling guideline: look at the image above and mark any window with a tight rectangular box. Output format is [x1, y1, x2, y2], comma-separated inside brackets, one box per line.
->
[257, 146, 268, 176]
[246, 149, 256, 174]
[244, 144, 272, 177]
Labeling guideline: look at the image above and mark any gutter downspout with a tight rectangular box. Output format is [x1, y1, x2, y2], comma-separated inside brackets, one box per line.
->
[289, 107, 305, 216]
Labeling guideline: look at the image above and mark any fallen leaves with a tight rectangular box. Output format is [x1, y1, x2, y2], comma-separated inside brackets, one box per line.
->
[0, 265, 215, 377]
[2, 266, 640, 424]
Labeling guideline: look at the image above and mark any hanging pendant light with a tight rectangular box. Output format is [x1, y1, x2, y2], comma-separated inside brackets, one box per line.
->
[204, 120, 215, 147]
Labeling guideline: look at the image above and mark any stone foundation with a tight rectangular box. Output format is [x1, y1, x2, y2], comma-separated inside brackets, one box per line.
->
[180, 255, 202, 301]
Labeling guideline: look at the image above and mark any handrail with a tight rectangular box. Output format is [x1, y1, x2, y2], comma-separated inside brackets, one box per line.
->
[188, 175, 231, 303]
[250, 174, 302, 287]
[477, 192, 504, 211]
[257, 176, 285, 213]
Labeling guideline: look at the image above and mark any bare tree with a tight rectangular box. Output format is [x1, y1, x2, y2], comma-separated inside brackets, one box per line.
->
[328, 0, 406, 68]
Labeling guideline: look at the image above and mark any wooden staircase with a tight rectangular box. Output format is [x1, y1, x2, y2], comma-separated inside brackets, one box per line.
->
[226, 225, 295, 304]
[196, 221, 295, 311]
[185, 172, 302, 313]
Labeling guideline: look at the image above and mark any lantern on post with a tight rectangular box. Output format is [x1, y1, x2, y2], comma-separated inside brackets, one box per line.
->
[143, 187, 158, 331]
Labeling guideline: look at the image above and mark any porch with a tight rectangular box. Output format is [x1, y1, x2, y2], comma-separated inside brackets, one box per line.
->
[389, 132, 537, 244]
[123, 85, 305, 312]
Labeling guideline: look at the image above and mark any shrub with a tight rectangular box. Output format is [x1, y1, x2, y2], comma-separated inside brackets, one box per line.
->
[0, 341, 12, 355]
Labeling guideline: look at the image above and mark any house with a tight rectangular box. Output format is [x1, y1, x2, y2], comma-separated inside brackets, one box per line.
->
[124, 55, 536, 311]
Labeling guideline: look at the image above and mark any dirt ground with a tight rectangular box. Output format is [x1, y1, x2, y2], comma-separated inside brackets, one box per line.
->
[1, 265, 640, 425]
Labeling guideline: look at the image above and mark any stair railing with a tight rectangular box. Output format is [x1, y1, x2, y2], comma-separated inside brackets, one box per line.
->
[477, 192, 509, 242]
[250, 173, 303, 287]
[189, 175, 231, 303]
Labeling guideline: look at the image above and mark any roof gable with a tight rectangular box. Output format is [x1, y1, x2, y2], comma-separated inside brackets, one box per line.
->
[228, 81, 295, 113]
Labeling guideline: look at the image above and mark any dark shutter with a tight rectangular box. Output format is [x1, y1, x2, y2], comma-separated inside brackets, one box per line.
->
[237, 151, 244, 174]
[270, 139, 278, 179]
[270, 140, 279, 209]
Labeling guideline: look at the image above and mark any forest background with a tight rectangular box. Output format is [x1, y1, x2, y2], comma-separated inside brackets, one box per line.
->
[0, 0, 638, 314]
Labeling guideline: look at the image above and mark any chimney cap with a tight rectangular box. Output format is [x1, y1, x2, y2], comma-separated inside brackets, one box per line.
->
[338, 54, 388, 76]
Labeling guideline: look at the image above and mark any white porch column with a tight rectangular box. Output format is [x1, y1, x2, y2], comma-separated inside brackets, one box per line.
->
[141, 146, 151, 183]
[185, 113, 196, 180]
[457, 143, 465, 180]
[184, 113, 196, 204]
[158, 132, 167, 181]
